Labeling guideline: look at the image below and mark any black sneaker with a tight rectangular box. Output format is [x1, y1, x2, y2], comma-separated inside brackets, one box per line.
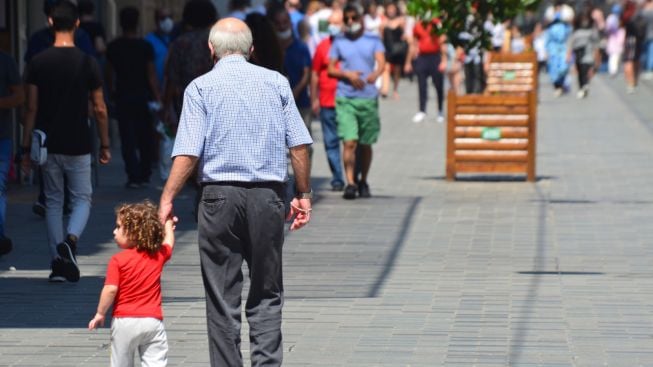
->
[48, 259, 67, 283]
[343, 184, 357, 200]
[0, 237, 12, 256]
[65, 234, 78, 256]
[331, 182, 345, 192]
[32, 202, 46, 218]
[358, 182, 371, 198]
[56, 241, 80, 282]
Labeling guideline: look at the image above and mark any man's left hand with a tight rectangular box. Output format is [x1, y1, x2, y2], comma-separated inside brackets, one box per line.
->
[286, 197, 311, 231]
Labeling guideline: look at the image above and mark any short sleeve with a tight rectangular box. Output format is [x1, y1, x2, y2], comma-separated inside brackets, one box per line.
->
[161, 244, 172, 262]
[374, 36, 386, 54]
[87, 56, 103, 90]
[104, 256, 120, 286]
[145, 41, 155, 62]
[172, 82, 208, 158]
[24, 60, 37, 86]
[301, 43, 311, 68]
[329, 39, 341, 61]
[279, 74, 312, 148]
[4, 55, 20, 86]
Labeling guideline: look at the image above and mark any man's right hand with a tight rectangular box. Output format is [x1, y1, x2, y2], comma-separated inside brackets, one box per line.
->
[347, 71, 365, 90]
[404, 62, 413, 74]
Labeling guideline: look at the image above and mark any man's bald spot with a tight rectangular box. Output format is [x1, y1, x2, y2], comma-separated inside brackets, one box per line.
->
[213, 17, 250, 34]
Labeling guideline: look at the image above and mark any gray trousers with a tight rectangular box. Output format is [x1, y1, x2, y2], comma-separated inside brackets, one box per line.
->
[198, 182, 286, 367]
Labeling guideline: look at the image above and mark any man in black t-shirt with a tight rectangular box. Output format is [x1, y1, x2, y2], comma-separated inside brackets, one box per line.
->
[22, 1, 111, 283]
[106, 6, 160, 188]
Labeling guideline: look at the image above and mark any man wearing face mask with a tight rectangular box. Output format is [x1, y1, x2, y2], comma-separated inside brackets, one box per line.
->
[311, 10, 345, 191]
[145, 8, 173, 90]
[328, 3, 385, 200]
[268, 4, 313, 145]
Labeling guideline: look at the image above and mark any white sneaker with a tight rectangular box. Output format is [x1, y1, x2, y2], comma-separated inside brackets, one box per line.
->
[626, 85, 636, 94]
[437, 114, 444, 124]
[412, 111, 426, 123]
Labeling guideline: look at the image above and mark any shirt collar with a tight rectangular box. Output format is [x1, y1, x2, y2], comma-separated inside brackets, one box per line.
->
[216, 54, 247, 67]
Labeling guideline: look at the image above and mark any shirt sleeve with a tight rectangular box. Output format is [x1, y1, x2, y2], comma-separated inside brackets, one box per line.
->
[301, 43, 311, 68]
[104, 256, 120, 286]
[328, 39, 340, 61]
[161, 244, 172, 262]
[87, 56, 103, 90]
[279, 74, 312, 148]
[312, 43, 323, 72]
[172, 82, 208, 158]
[374, 36, 386, 54]
[5, 55, 20, 86]
[24, 61, 36, 86]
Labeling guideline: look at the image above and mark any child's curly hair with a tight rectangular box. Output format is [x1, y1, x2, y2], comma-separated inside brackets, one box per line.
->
[115, 200, 164, 255]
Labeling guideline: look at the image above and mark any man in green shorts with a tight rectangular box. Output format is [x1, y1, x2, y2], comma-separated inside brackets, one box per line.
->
[328, 3, 385, 199]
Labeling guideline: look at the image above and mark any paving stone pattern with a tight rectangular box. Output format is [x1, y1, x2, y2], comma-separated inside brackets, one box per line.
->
[1, 74, 653, 366]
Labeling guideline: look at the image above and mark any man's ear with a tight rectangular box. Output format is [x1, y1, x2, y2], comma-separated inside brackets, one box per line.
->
[75, 19, 80, 28]
[248, 45, 254, 59]
[48, 17, 53, 27]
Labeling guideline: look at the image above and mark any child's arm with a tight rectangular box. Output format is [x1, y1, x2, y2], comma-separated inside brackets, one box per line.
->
[88, 284, 118, 330]
[163, 216, 177, 250]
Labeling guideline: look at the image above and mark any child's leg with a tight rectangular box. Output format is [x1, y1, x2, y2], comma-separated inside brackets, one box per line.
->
[111, 318, 139, 367]
[138, 318, 169, 367]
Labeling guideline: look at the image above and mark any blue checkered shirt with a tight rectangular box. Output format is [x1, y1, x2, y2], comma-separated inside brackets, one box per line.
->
[172, 55, 313, 183]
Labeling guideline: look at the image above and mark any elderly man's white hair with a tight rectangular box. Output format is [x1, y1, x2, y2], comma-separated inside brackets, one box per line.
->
[208, 18, 253, 59]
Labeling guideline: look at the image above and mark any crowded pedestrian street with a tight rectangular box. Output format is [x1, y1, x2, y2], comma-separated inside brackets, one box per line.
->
[1, 71, 653, 366]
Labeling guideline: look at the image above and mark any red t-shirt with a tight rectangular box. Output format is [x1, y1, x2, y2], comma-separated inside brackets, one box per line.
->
[105, 244, 172, 320]
[312, 37, 338, 108]
[413, 19, 442, 55]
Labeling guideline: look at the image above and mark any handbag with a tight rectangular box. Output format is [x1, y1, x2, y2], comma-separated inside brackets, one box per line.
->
[31, 129, 47, 165]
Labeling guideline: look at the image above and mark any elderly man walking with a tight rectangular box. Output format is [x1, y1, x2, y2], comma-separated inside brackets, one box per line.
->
[158, 18, 313, 367]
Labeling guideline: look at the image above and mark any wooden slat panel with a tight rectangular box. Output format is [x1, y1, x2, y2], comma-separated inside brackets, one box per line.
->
[454, 119, 529, 127]
[454, 138, 529, 150]
[488, 51, 537, 63]
[489, 63, 534, 70]
[455, 105, 530, 115]
[455, 162, 528, 174]
[487, 85, 534, 92]
[454, 95, 529, 105]
[454, 126, 529, 138]
[487, 70, 534, 77]
[455, 150, 528, 162]
[486, 77, 535, 85]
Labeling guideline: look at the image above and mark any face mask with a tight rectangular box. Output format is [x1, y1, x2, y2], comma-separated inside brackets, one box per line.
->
[345, 22, 362, 35]
[328, 24, 341, 36]
[276, 28, 292, 40]
[159, 17, 174, 34]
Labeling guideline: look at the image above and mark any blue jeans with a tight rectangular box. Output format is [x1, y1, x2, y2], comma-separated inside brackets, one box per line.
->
[646, 40, 653, 72]
[319, 108, 344, 187]
[43, 154, 92, 258]
[0, 139, 11, 237]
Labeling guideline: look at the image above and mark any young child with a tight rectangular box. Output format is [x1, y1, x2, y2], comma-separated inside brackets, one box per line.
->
[88, 200, 176, 367]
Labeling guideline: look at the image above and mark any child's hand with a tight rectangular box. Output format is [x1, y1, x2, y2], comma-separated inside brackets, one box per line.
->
[165, 216, 177, 233]
[88, 313, 105, 330]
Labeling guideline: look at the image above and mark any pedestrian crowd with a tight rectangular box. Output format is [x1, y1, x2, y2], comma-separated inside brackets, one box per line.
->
[0, 0, 653, 366]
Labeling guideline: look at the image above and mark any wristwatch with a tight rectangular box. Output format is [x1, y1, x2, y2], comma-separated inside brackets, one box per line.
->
[296, 189, 313, 200]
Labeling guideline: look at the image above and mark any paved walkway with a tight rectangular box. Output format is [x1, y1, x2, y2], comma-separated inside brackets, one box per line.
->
[1, 72, 653, 367]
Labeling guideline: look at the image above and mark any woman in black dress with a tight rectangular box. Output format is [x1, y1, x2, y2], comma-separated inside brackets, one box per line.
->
[381, 1, 407, 99]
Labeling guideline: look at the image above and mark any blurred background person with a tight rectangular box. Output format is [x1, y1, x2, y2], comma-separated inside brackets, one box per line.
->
[621, 0, 644, 93]
[268, 4, 313, 148]
[145, 7, 173, 91]
[570, 8, 600, 98]
[78, 0, 106, 58]
[641, 0, 653, 80]
[380, 1, 407, 99]
[228, 0, 251, 20]
[311, 10, 345, 191]
[545, 1, 573, 97]
[106, 6, 160, 188]
[246, 12, 285, 73]
[605, 3, 625, 77]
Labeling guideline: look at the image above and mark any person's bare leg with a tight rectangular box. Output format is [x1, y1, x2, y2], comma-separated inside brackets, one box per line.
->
[392, 65, 401, 99]
[624, 61, 635, 88]
[380, 64, 391, 97]
[342, 140, 358, 185]
[359, 144, 372, 183]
